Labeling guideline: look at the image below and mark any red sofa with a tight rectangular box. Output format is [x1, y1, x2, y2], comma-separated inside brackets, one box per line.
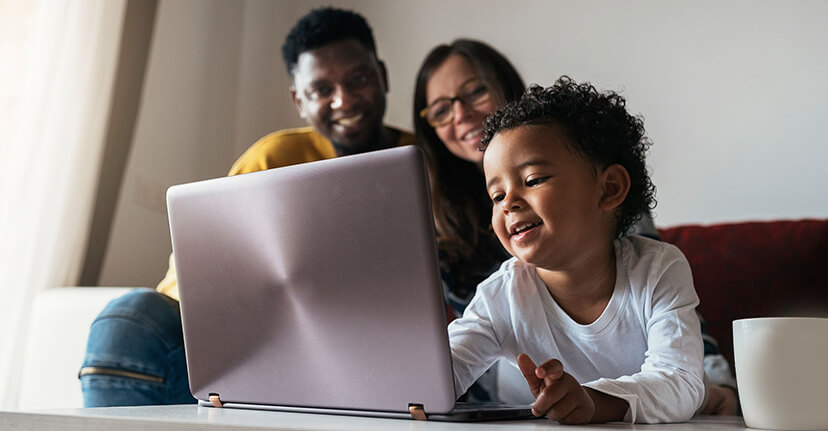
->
[658, 219, 828, 367]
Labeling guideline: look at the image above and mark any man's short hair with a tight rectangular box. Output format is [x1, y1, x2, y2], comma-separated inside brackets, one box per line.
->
[282, 7, 378, 77]
[481, 77, 657, 237]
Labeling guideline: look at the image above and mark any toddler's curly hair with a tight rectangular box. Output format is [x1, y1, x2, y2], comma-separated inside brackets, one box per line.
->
[480, 77, 656, 237]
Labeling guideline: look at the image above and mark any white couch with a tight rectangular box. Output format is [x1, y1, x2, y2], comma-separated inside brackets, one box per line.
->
[17, 287, 135, 410]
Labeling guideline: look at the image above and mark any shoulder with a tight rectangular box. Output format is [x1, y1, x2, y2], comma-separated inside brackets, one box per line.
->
[463, 257, 531, 321]
[259, 126, 322, 141]
[474, 257, 533, 298]
[616, 235, 697, 304]
[228, 127, 335, 175]
[617, 235, 688, 272]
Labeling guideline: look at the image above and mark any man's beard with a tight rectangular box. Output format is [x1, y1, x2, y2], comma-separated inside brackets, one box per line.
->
[331, 124, 387, 156]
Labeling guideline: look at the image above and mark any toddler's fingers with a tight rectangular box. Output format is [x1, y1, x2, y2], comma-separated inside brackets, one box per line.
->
[531, 377, 568, 417]
[544, 397, 579, 423]
[517, 353, 537, 375]
[535, 358, 563, 381]
[517, 354, 543, 395]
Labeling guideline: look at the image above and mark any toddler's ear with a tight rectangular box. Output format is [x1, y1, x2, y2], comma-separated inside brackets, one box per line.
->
[599, 164, 630, 211]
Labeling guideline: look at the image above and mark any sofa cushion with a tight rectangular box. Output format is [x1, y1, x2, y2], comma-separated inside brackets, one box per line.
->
[18, 287, 135, 409]
[658, 219, 828, 367]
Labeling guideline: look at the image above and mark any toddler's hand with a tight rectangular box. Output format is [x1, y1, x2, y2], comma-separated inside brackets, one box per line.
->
[517, 353, 595, 424]
[701, 384, 738, 416]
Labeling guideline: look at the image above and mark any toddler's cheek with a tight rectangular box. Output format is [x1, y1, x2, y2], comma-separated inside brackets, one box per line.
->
[492, 224, 511, 249]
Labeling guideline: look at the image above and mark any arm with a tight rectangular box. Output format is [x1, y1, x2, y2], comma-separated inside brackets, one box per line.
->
[155, 253, 179, 299]
[583, 250, 705, 423]
[447, 285, 510, 398]
[637, 215, 738, 416]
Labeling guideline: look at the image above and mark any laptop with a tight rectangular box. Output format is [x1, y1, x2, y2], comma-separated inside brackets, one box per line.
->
[166, 145, 533, 421]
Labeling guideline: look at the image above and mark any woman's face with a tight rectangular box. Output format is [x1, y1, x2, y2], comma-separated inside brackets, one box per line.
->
[425, 54, 498, 163]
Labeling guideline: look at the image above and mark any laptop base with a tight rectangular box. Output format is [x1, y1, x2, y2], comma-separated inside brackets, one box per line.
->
[197, 399, 534, 422]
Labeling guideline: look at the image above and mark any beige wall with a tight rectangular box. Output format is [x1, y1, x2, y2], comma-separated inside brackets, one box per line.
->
[98, 0, 828, 287]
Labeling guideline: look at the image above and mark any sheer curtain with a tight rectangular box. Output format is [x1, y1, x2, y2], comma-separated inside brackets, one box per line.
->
[0, 0, 126, 409]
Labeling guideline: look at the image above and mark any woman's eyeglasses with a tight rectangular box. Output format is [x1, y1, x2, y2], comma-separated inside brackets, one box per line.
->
[420, 77, 492, 127]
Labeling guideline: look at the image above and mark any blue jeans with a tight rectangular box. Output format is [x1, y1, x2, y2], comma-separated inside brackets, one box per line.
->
[80, 288, 196, 407]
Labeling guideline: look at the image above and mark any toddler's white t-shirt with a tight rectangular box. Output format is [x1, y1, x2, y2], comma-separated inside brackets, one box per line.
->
[448, 235, 705, 423]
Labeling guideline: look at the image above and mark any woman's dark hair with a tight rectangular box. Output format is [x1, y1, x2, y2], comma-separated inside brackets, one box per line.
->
[481, 78, 657, 237]
[413, 39, 525, 298]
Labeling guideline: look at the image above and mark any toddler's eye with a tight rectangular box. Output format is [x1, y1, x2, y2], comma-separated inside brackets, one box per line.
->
[526, 177, 548, 187]
[491, 193, 504, 203]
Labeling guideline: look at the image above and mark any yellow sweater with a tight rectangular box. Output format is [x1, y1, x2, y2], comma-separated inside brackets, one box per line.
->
[156, 126, 415, 299]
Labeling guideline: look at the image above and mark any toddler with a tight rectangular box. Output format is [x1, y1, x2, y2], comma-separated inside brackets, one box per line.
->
[448, 77, 705, 424]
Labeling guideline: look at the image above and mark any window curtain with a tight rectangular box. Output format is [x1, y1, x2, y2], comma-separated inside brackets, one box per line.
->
[0, 0, 126, 409]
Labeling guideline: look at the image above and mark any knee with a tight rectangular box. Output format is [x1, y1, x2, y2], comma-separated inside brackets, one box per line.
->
[81, 289, 193, 407]
[100, 289, 176, 317]
[88, 289, 183, 353]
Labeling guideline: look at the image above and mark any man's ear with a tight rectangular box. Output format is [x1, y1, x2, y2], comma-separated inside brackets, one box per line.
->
[289, 85, 307, 119]
[599, 164, 631, 211]
[378, 60, 389, 94]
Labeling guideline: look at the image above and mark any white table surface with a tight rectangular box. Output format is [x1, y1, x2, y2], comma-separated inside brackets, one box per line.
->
[0, 405, 749, 431]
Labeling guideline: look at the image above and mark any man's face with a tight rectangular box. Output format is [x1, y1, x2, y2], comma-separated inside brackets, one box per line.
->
[290, 39, 388, 150]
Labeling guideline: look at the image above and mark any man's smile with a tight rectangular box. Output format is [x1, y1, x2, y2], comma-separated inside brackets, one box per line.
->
[334, 112, 364, 127]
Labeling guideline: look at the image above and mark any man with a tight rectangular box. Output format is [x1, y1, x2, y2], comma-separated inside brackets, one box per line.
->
[80, 7, 415, 406]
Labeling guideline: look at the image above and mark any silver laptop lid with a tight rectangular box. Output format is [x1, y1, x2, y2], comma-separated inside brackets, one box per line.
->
[167, 146, 457, 415]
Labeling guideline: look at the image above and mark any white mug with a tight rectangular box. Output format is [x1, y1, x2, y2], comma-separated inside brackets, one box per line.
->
[733, 317, 828, 430]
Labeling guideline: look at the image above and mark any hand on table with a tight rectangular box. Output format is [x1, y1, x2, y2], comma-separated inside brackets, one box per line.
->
[517, 353, 595, 424]
[701, 384, 738, 415]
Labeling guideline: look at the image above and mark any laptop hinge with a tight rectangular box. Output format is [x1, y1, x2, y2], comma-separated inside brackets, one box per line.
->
[209, 393, 224, 408]
[408, 403, 427, 421]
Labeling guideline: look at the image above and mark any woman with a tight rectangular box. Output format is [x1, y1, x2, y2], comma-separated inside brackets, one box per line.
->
[413, 39, 738, 414]
[413, 40, 524, 318]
